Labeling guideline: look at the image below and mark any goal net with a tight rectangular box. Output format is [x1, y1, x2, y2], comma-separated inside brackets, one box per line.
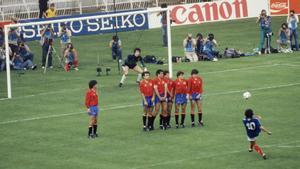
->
[1, 8, 173, 99]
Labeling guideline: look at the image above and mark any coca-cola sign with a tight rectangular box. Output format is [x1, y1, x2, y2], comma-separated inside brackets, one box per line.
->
[270, 0, 288, 15]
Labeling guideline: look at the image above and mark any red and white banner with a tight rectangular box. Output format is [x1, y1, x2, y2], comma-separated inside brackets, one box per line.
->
[269, 0, 300, 16]
[148, 0, 269, 28]
[269, 0, 289, 15]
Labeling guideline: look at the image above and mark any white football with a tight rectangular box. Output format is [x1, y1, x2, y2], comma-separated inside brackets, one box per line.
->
[243, 91, 251, 99]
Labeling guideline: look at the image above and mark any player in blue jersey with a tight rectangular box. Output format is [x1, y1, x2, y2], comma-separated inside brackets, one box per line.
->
[243, 109, 272, 159]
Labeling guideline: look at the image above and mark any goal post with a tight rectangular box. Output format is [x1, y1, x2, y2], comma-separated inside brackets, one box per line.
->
[4, 7, 173, 99]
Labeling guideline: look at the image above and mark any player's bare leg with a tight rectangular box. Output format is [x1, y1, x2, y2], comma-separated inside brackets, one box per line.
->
[161, 102, 168, 130]
[250, 140, 267, 159]
[93, 117, 98, 137]
[166, 102, 173, 128]
[152, 102, 161, 130]
[180, 104, 187, 128]
[190, 100, 196, 127]
[133, 65, 143, 83]
[196, 100, 203, 126]
[175, 104, 180, 128]
[119, 66, 129, 87]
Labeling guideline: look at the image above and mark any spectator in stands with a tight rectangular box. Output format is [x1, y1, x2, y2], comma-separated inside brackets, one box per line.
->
[44, 3, 56, 18]
[12, 54, 36, 70]
[18, 42, 34, 62]
[109, 35, 122, 62]
[0, 47, 5, 71]
[256, 9, 272, 54]
[58, 23, 72, 56]
[40, 24, 54, 68]
[8, 25, 20, 59]
[203, 33, 218, 62]
[195, 33, 204, 60]
[64, 43, 79, 71]
[0, 27, 4, 48]
[183, 33, 198, 62]
[287, 10, 299, 51]
[157, 3, 168, 47]
[39, 0, 49, 18]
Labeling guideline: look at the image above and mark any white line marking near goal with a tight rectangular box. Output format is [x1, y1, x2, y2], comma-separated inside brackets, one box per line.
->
[0, 82, 299, 125]
[201, 64, 280, 74]
[0, 104, 139, 125]
[130, 140, 300, 169]
[0, 63, 282, 101]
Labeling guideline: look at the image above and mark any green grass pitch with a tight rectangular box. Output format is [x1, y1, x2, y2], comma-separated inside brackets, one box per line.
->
[0, 16, 300, 169]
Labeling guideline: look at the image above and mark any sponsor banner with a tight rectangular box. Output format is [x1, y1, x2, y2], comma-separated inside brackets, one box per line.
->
[18, 10, 149, 41]
[269, 0, 289, 15]
[148, 0, 269, 28]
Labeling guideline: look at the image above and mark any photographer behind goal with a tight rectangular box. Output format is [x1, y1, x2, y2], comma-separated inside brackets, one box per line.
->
[40, 24, 54, 68]
[183, 33, 198, 62]
[109, 35, 122, 62]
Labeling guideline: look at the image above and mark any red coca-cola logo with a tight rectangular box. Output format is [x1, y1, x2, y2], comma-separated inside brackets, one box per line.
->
[170, 0, 248, 25]
[270, 2, 287, 10]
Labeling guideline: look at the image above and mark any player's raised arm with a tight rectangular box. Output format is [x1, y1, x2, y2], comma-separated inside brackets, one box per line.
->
[260, 126, 272, 135]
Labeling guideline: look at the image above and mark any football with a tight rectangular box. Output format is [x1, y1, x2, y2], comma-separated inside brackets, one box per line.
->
[243, 91, 251, 99]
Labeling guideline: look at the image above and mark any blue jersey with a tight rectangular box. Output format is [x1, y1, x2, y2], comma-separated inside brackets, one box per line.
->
[60, 33, 70, 44]
[243, 118, 261, 138]
[288, 16, 298, 30]
[184, 40, 194, 52]
[66, 52, 74, 62]
[279, 30, 288, 41]
[203, 40, 214, 52]
[260, 16, 271, 30]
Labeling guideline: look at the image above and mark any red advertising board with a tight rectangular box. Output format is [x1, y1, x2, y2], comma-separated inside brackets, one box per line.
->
[289, 0, 300, 14]
[269, 0, 300, 15]
[269, 0, 289, 15]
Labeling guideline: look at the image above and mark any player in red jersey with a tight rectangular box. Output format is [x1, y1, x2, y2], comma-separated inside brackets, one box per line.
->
[174, 71, 189, 128]
[188, 69, 204, 127]
[139, 71, 154, 131]
[164, 70, 175, 128]
[85, 80, 99, 138]
[153, 69, 168, 130]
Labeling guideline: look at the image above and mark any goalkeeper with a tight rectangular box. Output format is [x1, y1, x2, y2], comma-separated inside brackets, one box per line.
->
[119, 48, 146, 87]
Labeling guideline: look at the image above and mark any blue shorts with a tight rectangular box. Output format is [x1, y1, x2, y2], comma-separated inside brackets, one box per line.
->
[191, 93, 202, 101]
[88, 106, 99, 117]
[142, 96, 154, 108]
[175, 94, 187, 105]
[154, 94, 166, 105]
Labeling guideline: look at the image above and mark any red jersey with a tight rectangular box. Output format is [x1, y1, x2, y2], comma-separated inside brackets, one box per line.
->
[139, 79, 154, 97]
[153, 77, 166, 95]
[188, 76, 203, 94]
[164, 77, 175, 95]
[85, 89, 98, 108]
[174, 78, 188, 94]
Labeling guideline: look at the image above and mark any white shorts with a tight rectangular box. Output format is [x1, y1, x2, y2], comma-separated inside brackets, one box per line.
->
[247, 137, 256, 141]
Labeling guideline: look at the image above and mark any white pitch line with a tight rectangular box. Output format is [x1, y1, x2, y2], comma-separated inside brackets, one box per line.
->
[0, 82, 299, 125]
[201, 64, 280, 74]
[0, 104, 139, 125]
[0, 63, 281, 101]
[131, 140, 300, 169]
